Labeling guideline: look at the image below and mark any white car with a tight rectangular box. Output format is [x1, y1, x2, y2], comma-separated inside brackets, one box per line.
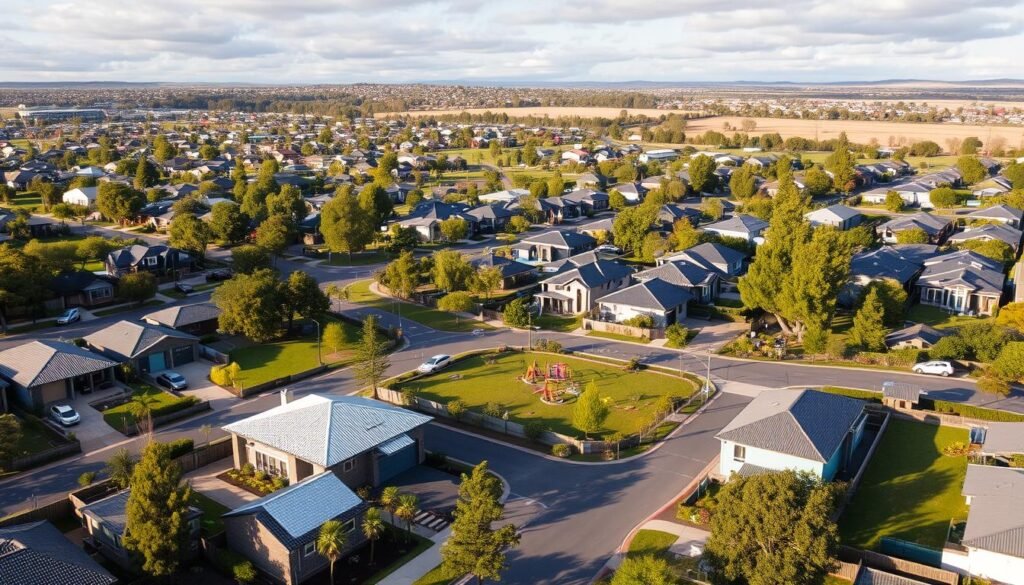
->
[912, 361, 954, 377]
[56, 308, 81, 325]
[471, 328, 486, 337]
[595, 244, 622, 254]
[50, 404, 81, 426]
[418, 354, 451, 374]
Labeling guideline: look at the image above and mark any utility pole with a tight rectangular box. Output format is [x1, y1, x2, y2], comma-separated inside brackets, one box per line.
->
[311, 318, 322, 366]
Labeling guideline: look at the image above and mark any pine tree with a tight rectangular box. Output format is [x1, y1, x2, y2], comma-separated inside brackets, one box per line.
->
[441, 462, 520, 585]
[849, 287, 887, 352]
[123, 441, 193, 577]
[354, 315, 390, 399]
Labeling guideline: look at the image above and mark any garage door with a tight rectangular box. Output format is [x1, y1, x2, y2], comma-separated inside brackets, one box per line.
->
[147, 352, 166, 372]
[172, 345, 194, 366]
[378, 439, 418, 483]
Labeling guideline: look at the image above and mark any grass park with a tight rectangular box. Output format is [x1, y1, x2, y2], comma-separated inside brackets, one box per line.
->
[347, 279, 491, 333]
[392, 350, 699, 438]
[839, 419, 969, 550]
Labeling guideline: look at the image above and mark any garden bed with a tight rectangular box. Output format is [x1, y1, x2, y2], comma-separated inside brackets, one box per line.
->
[217, 466, 288, 496]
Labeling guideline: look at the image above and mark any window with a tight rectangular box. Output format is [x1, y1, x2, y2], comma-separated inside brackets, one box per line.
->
[145, 257, 158, 267]
[342, 458, 356, 473]
[733, 444, 746, 463]
[254, 451, 288, 478]
[342, 519, 355, 534]
[303, 542, 316, 557]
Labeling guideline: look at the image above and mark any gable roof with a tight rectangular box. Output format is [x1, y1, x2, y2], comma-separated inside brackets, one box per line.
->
[596, 278, 692, 310]
[84, 320, 198, 360]
[703, 214, 768, 235]
[522, 230, 595, 249]
[142, 302, 220, 329]
[979, 423, 1024, 456]
[223, 394, 432, 467]
[636, 260, 717, 288]
[0, 521, 116, 585]
[716, 389, 865, 463]
[961, 465, 1024, 558]
[948, 223, 1022, 247]
[0, 341, 117, 388]
[805, 204, 862, 223]
[661, 242, 747, 274]
[884, 323, 947, 347]
[879, 212, 951, 236]
[854, 567, 929, 585]
[470, 253, 535, 279]
[542, 257, 633, 289]
[224, 472, 365, 548]
[849, 245, 938, 284]
[967, 204, 1023, 223]
[917, 250, 1005, 295]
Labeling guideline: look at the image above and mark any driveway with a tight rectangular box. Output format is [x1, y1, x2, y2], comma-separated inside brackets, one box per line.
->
[151, 361, 237, 411]
[64, 384, 130, 451]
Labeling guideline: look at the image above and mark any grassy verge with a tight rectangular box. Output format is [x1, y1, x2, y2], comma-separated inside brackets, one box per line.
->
[533, 313, 582, 332]
[628, 529, 678, 558]
[819, 386, 1024, 422]
[586, 330, 652, 344]
[905, 304, 990, 329]
[412, 564, 455, 585]
[326, 250, 393, 266]
[348, 280, 491, 333]
[229, 317, 361, 389]
[92, 299, 164, 317]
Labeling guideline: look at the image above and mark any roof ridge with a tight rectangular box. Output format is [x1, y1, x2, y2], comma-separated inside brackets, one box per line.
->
[785, 390, 827, 461]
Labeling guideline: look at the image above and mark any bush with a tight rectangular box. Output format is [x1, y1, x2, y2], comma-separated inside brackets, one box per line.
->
[483, 401, 503, 418]
[1011, 454, 1024, 468]
[676, 503, 696, 521]
[240, 463, 255, 476]
[233, 560, 257, 585]
[827, 336, 849, 360]
[356, 485, 372, 500]
[533, 339, 563, 353]
[977, 373, 1012, 396]
[551, 444, 572, 458]
[523, 421, 546, 441]
[401, 387, 420, 406]
[624, 356, 642, 372]
[254, 470, 268, 482]
[271, 476, 288, 491]
[446, 399, 466, 420]
[78, 471, 97, 487]
[665, 323, 689, 347]
[502, 297, 530, 328]
[166, 438, 194, 459]
[926, 399, 1024, 422]
[820, 387, 881, 402]
[622, 314, 655, 328]
[210, 364, 231, 386]
[942, 441, 971, 457]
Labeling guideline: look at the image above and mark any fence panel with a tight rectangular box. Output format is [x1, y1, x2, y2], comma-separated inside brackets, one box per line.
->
[0, 498, 73, 528]
[838, 545, 959, 585]
[880, 537, 944, 568]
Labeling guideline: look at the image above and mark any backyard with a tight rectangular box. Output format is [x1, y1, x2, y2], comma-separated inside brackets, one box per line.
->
[190, 491, 229, 536]
[348, 279, 490, 333]
[393, 350, 698, 438]
[839, 419, 969, 550]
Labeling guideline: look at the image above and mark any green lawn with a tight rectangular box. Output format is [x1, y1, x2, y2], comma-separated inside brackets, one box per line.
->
[905, 304, 990, 329]
[839, 419, 969, 550]
[395, 350, 697, 438]
[325, 250, 393, 266]
[1, 191, 41, 210]
[412, 563, 455, 585]
[230, 317, 362, 389]
[586, 330, 652, 344]
[102, 383, 195, 433]
[348, 280, 490, 333]
[532, 313, 582, 332]
[190, 491, 229, 536]
[92, 299, 164, 317]
[628, 529, 678, 558]
[9, 415, 71, 459]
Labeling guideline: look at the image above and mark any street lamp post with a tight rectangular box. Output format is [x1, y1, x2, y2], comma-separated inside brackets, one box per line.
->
[311, 318, 323, 366]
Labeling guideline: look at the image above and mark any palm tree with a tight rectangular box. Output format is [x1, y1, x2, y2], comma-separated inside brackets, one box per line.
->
[316, 520, 347, 585]
[395, 493, 419, 543]
[104, 448, 137, 489]
[126, 393, 158, 437]
[380, 486, 400, 524]
[362, 507, 386, 565]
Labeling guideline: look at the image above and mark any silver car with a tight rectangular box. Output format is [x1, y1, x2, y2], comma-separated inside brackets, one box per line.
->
[50, 404, 81, 426]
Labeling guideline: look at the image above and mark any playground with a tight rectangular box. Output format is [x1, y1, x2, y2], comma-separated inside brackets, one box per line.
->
[393, 350, 700, 438]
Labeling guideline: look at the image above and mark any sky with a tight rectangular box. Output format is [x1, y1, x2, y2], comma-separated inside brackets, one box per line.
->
[3, 0, 1024, 83]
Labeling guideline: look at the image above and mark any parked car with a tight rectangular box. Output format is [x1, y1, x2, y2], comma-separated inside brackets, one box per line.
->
[174, 282, 194, 294]
[205, 269, 232, 282]
[595, 244, 622, 254]
[471, 328, 486, 337]
[156, 371, 189, 391]
[56, 308, 81, 325]
[418, 354, 451, 373]
[50, 404, 81, 426]
[912, 361, 954, 377]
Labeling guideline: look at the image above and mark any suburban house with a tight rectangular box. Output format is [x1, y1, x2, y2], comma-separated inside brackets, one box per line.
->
[223, 393, 432, 488]
[657, 242, 747, 277]
[885, 323, 948, 350]
[465, 203, 515, 233]
[142, 302, 221, 336]
[535, 196, 582, 224]
[535, 254, 633, 315]
[470, 253, 536, 289]
[562, 189, 610, 214]
[715, 388, 868, 482]
[966, 204, 1023, 228]
[105, 244, 193, 278]
[654, 204, 702, 230]
[61, 186, 99, 207]
[701, 214, 768, 243]
[948, 223, 1023, 252]
[395, 200, 477, 242]
[915, 250, 1005, 316]
[877, 213, 954, 244]
[511, 230, 596, 264]
[841, 245, 939, 306]
[638, 149, 678, 163]
[635, 260, 720, 304]
[223, 471, 368, 585]
[0, 340, 117, 412]
[862, 181, 935, 208]
[804, 204, 863, 230]
[49, 270, 116, 308]
[84, 320, 200, 375]
[972, 176, 1014, 198]
[0, 521, 117, 585]
[942, 465, 1024, 583]
[613, 183, 646, 204]
[595, 277, 691, 327]
[478, 188, 529, 204]
[79, 489, 202, 570]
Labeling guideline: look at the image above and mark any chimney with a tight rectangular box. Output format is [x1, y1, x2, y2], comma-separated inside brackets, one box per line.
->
[280, 388, 292, 406]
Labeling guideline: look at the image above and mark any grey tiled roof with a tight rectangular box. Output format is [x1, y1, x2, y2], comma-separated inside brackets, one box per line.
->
[967, 204, 1023, 223]
[0, 340, 117, 388]
[703, 213, 768, 235]
[542, 258, 633, 289]
[980, 423, 1024, 455]
[470, 253, 535, 279]
[596, 278, 692, 310]
[662, 242, 747, 274]
[636, 261, 717, 288]
[143, 302, 220, 329]
[716, 389, 865, 463]
[961, 465, 1024, 558]
[224, 471, 365, 548]
[884, 324, 947, 348]
[854, 567, 929, 585]
[0, 521, 116, 585]
[79, 490, 131, 534]
[881, 381, 920, 403]
[223, 394, 431, 467]
[84, 320, 198, 360]
[805, 204, 862, 223]
[522, 230, 596, 249]
[917, 250, 1005, 295]
[879, 212, 951, 236]
[948, 223, 1022, 248]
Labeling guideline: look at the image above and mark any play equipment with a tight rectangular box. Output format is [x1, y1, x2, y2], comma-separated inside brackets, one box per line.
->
[522, 361, 576, 403]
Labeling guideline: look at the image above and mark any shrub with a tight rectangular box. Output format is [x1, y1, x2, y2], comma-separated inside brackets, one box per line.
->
[694, 507, 712, 526]
[942, 441, 971, 457]
[1011, 454, 1024, 468]
[78, 471, 97, 487]
[401, 387, 420, 406]
[534, 339, 563, 353]
[254, 470, 268, 482]
[677, 503, 696, 521]
[622, 314, 655, 328]
[731, 336, 754, 356]
[240, 463, 255, 476]
[166, 438, 194, 459]
[233, 560, 257, 585]
[977, 373, 1012, 396]
[446, 399, 467, 420]
[271, 476, 288, 491]
[523, 421, 546, 441]
[356, 485, 372, 500]
[665, 323, 689, 347]
[927, 399, 1024, 422]
[210, 364, 231, 386]
[551, 444, 572, 458]
[827, 336, 849, 360]
[483, 401, 503, 418]
[624, 356, 642, 372]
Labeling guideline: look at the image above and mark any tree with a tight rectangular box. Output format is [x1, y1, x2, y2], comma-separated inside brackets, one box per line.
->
[254, 214, 294, 259]
[996, 302, 1024, 333]
[395, 493, 419, 543]
[50, 203, 76, 224]
[76, 236, 118, 269]
[728, 164, 758, 199]
[0, 414, 22, 468]
[0, 244, 49, 331]
[233, 560, 257, 584]
[134, 158, 159, 190]
[266, 185, 309, 225]
[824, 146, 855, 192]
[612, 205, 656, 253]
[879, 218, 927, 240]
[470, 266, 503, 300]
[611, 555, 679, 585]
[209, 202, 249, 244]
[231, 245, 272, 275]
[354, 315, 390, 399]
[118, 272, 157, 306]
[96, 182, 145, 224]
[803, 166, 833, 198]
[441, 462, 520, 585]
[213, 269, 285, 342]
[961, 136, 983, 155]
[322, 322, 347, 355]
[688, 155, 717, 194]
[572, 381, 610, 439]
[1005, 163, 1024, 190]
[503, 297, 530, 328]
[105, 448, 137, 489]
[438, 291, 475, 314]
[320, 190, 374, 259]
[957, 156, 987, 185]
[152, 135, 177, 161]
[704, 471, 840, 585]
[507, 215, 531, 234]
[958, 238, 1015, 263]
[849, 287, 887, 351]
[609, 189, 628, 210]
[884, 191, 904, 213]
[929, 186, 958, 209]
[283, 271, 329, 333]
[362, 507, 386, 565]
[380, 486, 400, 525]
[380, 251, 419, 298]
[440, 217, 469, 242]
[992, 342, 1024, 382]
[701, 197, 724, 221]
[358, 183, 394, 228]
[432, 250, 473, 292]
[316, 520, 348, 585]
[123, 441, 193, 577]
[169, 213, 212, 261]
[865, 278, 907, 327]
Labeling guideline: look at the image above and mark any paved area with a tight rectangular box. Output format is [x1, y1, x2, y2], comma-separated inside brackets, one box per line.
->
[64, 384, 129, 450]
[385, 465, 461, 516]
[185, 459, 257, 509]
[156, 361, 237, 411]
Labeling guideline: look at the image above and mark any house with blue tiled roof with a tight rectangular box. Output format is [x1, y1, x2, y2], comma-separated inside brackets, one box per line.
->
[224, 471, 368, 585]
[0, 520, 117, 585]
[223, 393, 432, 488]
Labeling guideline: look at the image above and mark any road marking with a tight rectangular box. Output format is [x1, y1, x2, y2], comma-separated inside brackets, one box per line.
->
[508, 493, 549, 509]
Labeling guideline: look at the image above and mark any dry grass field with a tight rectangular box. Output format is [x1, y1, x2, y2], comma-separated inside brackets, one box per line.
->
[377, 106, 701, 119]
[684, 116, 1024, 149]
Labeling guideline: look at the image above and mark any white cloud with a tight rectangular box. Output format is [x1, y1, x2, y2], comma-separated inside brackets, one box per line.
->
[1, 0, 1022, 82]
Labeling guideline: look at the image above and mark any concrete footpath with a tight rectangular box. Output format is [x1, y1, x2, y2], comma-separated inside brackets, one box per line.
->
[376, 526, 452, 585]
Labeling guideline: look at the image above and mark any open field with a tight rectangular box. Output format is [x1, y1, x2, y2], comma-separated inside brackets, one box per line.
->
[379, 106, 702, 119]
[682, 116, 1024, 149]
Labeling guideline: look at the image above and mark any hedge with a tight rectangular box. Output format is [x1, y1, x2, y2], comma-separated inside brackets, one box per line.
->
[820, 386, 1024, 422]
[821, 386, 882, 402]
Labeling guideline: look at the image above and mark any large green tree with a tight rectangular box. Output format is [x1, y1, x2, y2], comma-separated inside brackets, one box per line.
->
[825, 138, 856, 192]
[441, 462, 520, 585]
[957, 156, 987, 185]
[134, 158, 159, 190]
[432, 250, 473, 292]
[612, 555, 679, 585]
[358, 183, 394, 228]
[688, 154, 717, 194]
[283, 270, 329, 333]
[380, 251, 419, 298]
[849, 287, 887, 351]
[612, 205, 656, 254]
[0, 414, 23, 469]
[728, 164, 758, 199]
[118, 272, 157, 306]
[231, 245, 272, 275]
[354, 315, 390, 399]
[209, 202, 249, 244]
[96, 182, 145, 224]
[320, 190, 374, 259]
[266, 184, 309, 225]
[572, 381, 609, 439]
[168, 213, 212, 261]
[123, 441, 193, 577]
[254, 214, 294, 259]
[704, 471, 841, 585]
[212, 269, 285, 342]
